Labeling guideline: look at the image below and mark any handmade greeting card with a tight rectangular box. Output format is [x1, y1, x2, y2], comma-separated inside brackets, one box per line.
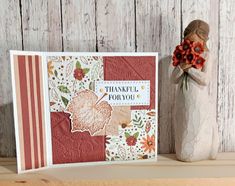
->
[10, 51, 158, 173]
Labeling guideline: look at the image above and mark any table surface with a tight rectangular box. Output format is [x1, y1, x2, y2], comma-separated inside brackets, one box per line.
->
[1, 153, 235, 186]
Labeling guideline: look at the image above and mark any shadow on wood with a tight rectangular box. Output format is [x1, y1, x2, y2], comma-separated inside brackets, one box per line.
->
[158, 55, 176, 154]
[0, 103, 15, 157]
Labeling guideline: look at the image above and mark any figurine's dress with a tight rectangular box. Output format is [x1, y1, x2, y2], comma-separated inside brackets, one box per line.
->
[171, 52, 219, 161]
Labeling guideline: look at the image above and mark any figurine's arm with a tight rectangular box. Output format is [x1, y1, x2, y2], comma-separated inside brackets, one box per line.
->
[170, 66, 184, 84]
[185, 54, 210, 86]
[185, 68, 208, 86]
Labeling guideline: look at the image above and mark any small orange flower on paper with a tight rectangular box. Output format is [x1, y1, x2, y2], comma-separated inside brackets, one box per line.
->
[47, 61, 54, 77]
[141, 135, 155, 153]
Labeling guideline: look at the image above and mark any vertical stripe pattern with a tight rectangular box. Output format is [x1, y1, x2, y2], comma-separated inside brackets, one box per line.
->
[13, 55, 46, 171]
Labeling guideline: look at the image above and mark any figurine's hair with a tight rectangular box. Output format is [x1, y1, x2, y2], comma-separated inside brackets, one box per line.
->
[184, 19, 209, 50]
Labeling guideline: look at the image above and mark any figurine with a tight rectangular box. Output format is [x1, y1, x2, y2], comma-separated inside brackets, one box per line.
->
[171, 20, 219, 162]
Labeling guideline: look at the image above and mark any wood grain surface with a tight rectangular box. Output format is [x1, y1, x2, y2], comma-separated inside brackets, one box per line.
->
[21, 0, 62, 51]
[0, 153, 235, 185]
[218, 0, 235, 152]
[0, 0, 22, 157]
[96, 0, 135, 52]
[0, 0, 234, 156]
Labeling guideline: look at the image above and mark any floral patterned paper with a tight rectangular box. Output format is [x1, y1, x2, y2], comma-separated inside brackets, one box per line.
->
[47, 56, 103, 112]
[47, 55, 157, 164]
[105, 109, 156, 161]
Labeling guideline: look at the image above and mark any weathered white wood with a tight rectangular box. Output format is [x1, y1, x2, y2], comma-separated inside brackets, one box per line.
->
[21, 0, 62, 51]
[181, 0, 219, 97]
[136, 0, 181, 153]
[96, 0, 135, 52]
[136, 0, 160, 52]
[1, 0, 235, 156]
[218, 0, 235, 152]
[0, 0, 22, 157]
[62, 0, 96, 51]
[182, 0, 219, 150]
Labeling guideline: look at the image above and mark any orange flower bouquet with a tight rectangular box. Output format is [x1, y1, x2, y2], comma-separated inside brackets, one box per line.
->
[172, 39, 206, 90]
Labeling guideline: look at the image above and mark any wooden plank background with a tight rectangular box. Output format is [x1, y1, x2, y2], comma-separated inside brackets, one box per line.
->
[0, 0, 234, 157]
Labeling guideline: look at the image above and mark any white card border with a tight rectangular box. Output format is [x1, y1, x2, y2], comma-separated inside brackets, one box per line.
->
[10, 51, 21, 173]
[41, 53, 53, 167]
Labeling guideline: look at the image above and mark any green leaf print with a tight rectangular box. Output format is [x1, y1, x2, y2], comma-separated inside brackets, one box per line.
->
[78, 82, 85, 90]
[133, 114, 144, 128]
[76, 61, 81, 69]
[133, 132, 139, 139]
[54, 70, 58, 77]
[58, 85, 70, 93]
[89, 82, 95, 91]
[125, 132, 130, 138]
[133, 114, 141, 122]
[61, 96, 69, 107]
[83, 68, 90, 74]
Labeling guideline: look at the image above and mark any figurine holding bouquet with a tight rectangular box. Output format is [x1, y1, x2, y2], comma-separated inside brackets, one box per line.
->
[171, 20, 219, 162]
[173, 39, 206, 90]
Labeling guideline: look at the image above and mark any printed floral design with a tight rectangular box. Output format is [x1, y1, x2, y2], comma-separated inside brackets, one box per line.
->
[47, 61, 54, 77]
[125, 132, 139, 146]
[133, 114, 144, 128]
[73, 61, 89, 80]
[138, 154, 148, 159]
[66, 89, 112, 135]
[145, 121, 151, 133]
[47, 55, 157, 163]
[141, 134, 155, 153]
[74, 68, 85, 80]
[105, 136, 111, 145]
[105, 110, 156, 161]
[146, 111, 156, 117]
[120, 121, 132, 129]
[47, 56, 103, 112]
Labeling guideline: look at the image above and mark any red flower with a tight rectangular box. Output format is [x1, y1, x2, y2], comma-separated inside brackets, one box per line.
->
[192, 56, 206, 69]
[126, 136, 137, 146]
[192, 42, 204, 55]
[74, 68, 85, 80]
[181, 39, 192, 51]
[172, 49, 183, 66]
[172, 57, 179, 67]
[175, 45, 184, 53]
[174, 50, 183, 60]
[185, 52, 196, 64]
[172, 39, 206, 69]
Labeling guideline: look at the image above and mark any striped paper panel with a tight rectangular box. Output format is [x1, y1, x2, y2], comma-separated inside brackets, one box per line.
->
[12, 55, 47, 172]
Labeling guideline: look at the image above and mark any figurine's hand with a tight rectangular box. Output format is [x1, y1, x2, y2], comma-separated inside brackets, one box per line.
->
[180, 63, 192, 71]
